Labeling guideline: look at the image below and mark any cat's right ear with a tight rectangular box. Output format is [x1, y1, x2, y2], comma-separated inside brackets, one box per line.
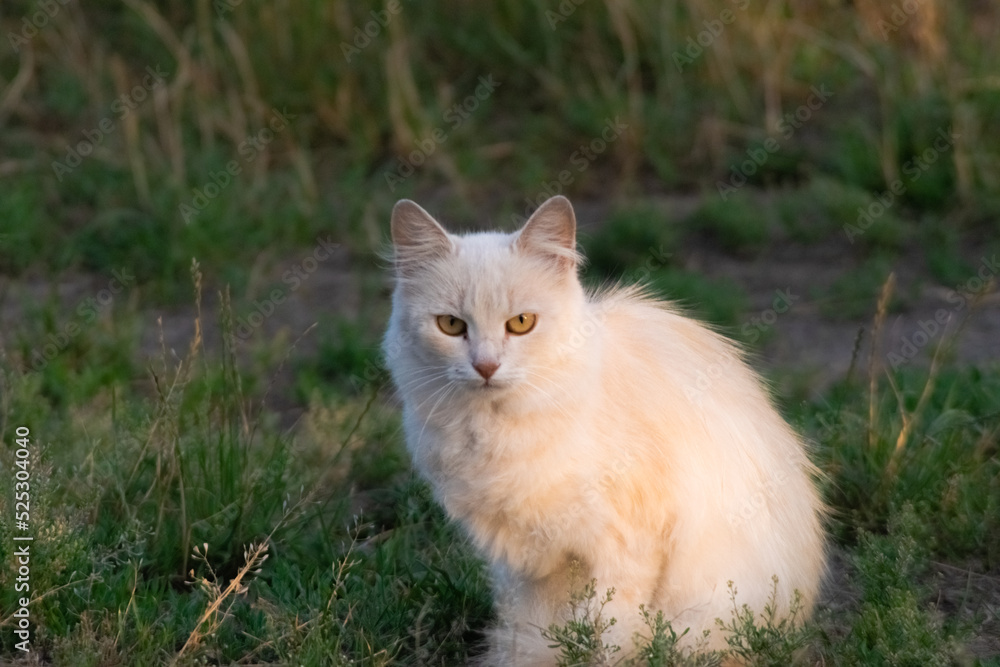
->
[390, 200, 453, 274]
[515, 195, 581, 270]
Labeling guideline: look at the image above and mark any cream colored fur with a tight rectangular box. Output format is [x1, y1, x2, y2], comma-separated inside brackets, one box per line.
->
[383, 196, 826, 665]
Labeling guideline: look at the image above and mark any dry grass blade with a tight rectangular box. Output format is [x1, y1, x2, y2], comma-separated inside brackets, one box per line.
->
[868, 272, 895, 448]
[883, 276, 995, 476]
[173, 540, 271, 664]
[0, 45, 35, 124]
[0, 574, 103, 628]
[884, 331, 945, 478]
[189, 260, 204, 360]
[110, 54, 150, 205]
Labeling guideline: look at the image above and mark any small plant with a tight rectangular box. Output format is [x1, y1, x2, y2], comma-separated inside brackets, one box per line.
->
[626, 606, 722, 667]
[175, 540, 271, 663]
[542, 579, 621, 666]
[715, 577, 811, 666]
[830, 505, 961, 666]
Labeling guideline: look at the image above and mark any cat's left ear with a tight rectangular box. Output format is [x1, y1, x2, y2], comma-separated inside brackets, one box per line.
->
[515, 195, 580, 269]
[390, 200, 454, 275]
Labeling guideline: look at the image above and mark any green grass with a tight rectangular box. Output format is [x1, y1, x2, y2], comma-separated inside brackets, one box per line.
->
[646, 269, 750, 335]
[816, 254, 910, 321]
[2, 0, 1000, 662]
[0, 288, 493, 664]
[295, 318, 386, 400]
[1, 269, 997, 664]
[580, 204, 682, 278]
[579, 206, 751, 336]
[687, 192, 773, 256]
[3, 0, 999, 298]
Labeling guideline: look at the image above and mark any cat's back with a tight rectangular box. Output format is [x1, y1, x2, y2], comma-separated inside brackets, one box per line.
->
[588, 285, 746, 391]
[584, 285, 805, 468]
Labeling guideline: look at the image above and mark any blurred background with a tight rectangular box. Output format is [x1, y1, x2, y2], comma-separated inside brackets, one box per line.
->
[2, 0, 999, 391]
[1, 1, 999, 664]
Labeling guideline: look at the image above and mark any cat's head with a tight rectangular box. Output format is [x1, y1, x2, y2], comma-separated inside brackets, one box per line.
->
[385, 196, 587, 399]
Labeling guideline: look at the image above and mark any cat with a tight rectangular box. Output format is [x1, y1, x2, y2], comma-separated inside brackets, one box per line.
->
[383, 195, 826, 665]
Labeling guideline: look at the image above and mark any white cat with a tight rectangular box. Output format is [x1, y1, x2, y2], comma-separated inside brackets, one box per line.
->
[383, 195, 826, 665]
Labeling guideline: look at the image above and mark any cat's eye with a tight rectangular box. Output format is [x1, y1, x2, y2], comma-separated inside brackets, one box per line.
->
[437, 315, 467, 336]
[506, 313, 537, 335]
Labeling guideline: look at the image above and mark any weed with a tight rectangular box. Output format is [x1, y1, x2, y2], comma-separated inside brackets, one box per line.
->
[542, 580, 621, 666]
[175, 540, 271, 663]
[716, 578, 811, 666]
[626, 606, 721, 667]
[826, 506, 961, 666]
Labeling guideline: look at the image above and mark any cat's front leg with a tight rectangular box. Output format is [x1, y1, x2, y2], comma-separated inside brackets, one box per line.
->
[585, 539, 665, 655]
[486, 563, 576, 666]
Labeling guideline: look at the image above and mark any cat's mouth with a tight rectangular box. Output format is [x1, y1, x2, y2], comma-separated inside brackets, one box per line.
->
[474, 377, 504, 391]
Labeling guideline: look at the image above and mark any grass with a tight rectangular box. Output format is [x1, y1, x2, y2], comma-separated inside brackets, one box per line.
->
[0, 275, 494, 664]
[2, 0, 1000, 663]
[687, 192, 773, 256]
[1, 257, 998, 665]
[2, 0, 999, 297]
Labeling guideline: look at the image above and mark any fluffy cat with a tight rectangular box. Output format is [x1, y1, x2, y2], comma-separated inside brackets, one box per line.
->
[383, 195, 826, 665]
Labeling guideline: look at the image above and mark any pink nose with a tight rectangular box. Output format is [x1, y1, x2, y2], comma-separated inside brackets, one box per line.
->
[473, 360, 500, 380]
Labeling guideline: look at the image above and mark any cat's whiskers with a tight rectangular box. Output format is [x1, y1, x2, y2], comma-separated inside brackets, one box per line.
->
[411, 376, 456, 413]
[393, 363, 445, 381]
[414, 380, 459, 451]
[396, 367, 452, 396]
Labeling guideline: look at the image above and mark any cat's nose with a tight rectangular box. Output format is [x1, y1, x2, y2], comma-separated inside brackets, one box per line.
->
[473, 360, 500, 380]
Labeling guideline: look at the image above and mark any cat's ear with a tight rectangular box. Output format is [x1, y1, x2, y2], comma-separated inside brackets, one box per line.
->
[515, 195, 580, 269]
[390, 200, 453, 273]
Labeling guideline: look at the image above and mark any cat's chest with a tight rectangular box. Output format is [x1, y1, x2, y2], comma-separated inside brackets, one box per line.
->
[436, 414, 584, 508]
[408, 400, 609, 573]
[434, 408, 572, 478]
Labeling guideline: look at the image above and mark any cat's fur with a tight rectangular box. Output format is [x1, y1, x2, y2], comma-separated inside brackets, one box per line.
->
[383, 196, 826, 665]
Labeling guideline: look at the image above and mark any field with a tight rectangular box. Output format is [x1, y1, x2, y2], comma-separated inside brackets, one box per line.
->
[1, 0, 999, 664]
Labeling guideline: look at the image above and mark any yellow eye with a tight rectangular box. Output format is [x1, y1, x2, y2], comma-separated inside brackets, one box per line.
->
[436, 315, 467, 336]
[506, 313, 537, 335]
